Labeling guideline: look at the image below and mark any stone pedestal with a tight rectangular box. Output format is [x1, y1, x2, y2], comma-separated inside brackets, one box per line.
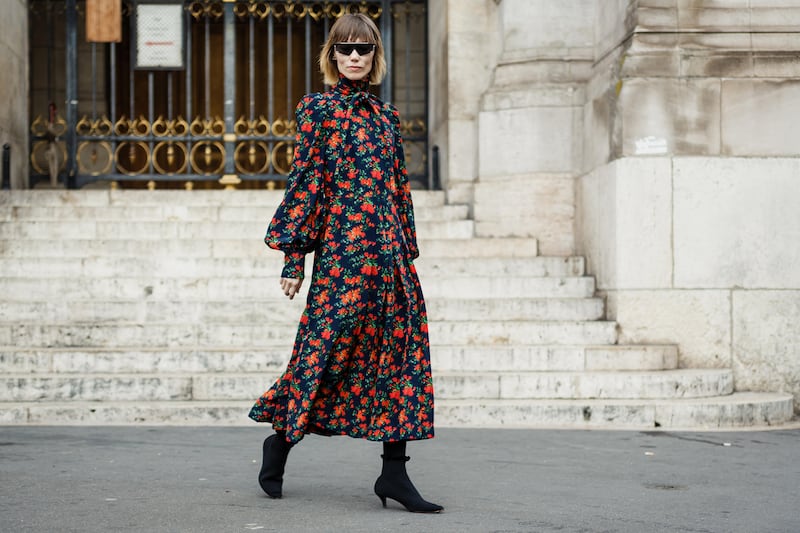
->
[578, 156, 800, 409]
[574, 2, 800, 412]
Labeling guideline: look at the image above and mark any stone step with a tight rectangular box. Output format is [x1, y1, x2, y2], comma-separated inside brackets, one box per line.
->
[433, 369, 732, 400]
[0, 256, 585, 279]
[439, 345, 678, 372]
[0, 369, 733, 402]
[0, 237, 539, 258]
[0, 203, 470, 223]
[198, 369, 730, 401]
[0, 300, 287, 324]
[429, 320, 617, 345]
[0, 348, 288, 374]
[0, 320, 618, 348]
[581, 345, 678, 371]
[0, 219, 476, 240]
[242, 238, 537, 259]
[427, 298, 605, 321]
[434, 296, 605, 323]
[0, 275, 594, 301]
[2, 190, 449, 207]
[0, 190, 448, 208]
[0, 297, 604, 324]
[418, 256, 585, 277]
[1, 392, 792, 428]
[435, 393, 796, 430]
[0, 344, 677, 374]
[0, 374, 197, 402]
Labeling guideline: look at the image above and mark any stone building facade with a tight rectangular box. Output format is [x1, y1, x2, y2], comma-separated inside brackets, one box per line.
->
[432, 0, 800, 412]
[4, 0, 799, 415]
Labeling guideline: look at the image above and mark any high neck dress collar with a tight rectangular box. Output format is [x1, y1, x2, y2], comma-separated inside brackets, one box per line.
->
[332, 74, 371, 96]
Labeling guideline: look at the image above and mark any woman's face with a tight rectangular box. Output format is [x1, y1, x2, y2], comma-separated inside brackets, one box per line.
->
[333, 37, 374, 82]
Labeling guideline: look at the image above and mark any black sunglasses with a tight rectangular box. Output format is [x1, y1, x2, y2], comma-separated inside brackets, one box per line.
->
[333, 42, 376, 56]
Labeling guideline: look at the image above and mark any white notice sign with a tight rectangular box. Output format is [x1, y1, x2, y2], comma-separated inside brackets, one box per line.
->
[136, 4, 184, 69]
[634, 136, 668, 155]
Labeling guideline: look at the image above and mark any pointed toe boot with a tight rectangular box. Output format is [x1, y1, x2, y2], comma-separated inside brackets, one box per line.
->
[373, 441, 443, 513]
[258, 431, 293, 499]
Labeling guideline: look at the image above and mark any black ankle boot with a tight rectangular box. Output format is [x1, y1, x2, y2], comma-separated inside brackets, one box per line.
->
[258, 430, 294, 498]
[374, 441, 443, 513]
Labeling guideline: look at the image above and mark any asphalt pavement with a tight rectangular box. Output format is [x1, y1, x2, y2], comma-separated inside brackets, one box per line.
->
[1, 425, 798, 533]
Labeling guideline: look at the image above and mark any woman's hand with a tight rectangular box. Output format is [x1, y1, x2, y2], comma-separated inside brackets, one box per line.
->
[280, 277, 304, 300]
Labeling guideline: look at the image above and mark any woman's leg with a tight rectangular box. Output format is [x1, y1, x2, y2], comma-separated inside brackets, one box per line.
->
[373, 440, 443, 513]
[258, 430, 294, 498]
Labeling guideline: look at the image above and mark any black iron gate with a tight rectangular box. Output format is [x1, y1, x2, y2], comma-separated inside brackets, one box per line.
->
[29, 0, 429, 189]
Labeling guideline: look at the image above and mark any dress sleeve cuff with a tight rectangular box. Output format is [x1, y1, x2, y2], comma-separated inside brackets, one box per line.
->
[281, 252, 306, 279]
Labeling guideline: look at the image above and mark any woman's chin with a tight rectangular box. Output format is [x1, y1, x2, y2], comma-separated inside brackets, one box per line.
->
[343, 70, 368, 82]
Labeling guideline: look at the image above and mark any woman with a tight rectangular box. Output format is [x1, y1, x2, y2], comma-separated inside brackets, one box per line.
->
[248, 13, 442, 514]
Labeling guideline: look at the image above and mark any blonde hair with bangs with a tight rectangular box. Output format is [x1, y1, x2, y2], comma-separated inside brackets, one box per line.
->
[319, 14, 387, 86]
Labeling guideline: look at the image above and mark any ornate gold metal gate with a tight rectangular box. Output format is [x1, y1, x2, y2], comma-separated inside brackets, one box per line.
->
[29, 0, 429, 189]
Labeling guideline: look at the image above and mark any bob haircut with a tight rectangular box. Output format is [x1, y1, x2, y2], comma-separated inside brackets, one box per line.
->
[319, 14, 387, 86]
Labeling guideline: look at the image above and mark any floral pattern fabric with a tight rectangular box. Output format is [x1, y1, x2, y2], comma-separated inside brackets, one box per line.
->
[248, 75, 435, 444]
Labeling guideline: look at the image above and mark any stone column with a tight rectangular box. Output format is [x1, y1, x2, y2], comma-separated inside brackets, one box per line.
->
[576, 0, 800, 412]
[427, 0, 448, 193]
[0, 0, 30, 189]
[472, 0, 595, 254]
[429, 0, 502, 208]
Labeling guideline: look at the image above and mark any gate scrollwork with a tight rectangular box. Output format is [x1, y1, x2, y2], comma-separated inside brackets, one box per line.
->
[28, 0, 427, 188]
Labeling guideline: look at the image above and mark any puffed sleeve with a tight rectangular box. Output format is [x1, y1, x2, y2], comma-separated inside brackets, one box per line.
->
[264, 95, 327, 279]
[389, 106, 419, 261]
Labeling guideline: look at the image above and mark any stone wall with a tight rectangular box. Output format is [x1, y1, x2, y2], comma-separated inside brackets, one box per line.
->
[576, 1, 800, 412]
[0, 0, 29, 189]
[434, 0, 800, 411]
[611, 0, 800, 160]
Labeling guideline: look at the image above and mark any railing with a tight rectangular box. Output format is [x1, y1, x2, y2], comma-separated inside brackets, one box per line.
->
[28, 0, 429, 190]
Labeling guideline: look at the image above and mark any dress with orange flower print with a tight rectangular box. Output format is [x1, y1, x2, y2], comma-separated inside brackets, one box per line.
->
[248, 75, 435, 444]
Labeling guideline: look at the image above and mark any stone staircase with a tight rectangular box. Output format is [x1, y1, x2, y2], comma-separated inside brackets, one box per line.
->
[0, 190, 793, 428]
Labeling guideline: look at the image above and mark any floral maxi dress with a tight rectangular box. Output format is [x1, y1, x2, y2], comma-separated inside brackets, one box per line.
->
[248, 76, 435, 444]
